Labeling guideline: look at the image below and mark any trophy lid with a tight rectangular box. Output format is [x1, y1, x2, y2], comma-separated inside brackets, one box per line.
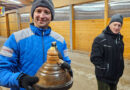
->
[47, 42, 59, 64]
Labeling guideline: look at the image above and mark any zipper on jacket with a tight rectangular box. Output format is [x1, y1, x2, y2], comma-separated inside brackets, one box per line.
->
[42, 32, 44, 61]
[115, 38, 117, 44]
[119, 33, 121, 41]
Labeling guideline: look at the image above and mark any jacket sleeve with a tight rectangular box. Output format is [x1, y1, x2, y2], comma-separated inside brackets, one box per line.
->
[90, 37, 104, 66]
[0, 34, 20, 87]
[61, 40, 71, 64]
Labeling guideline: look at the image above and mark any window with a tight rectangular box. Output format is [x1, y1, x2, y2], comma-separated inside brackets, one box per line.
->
[109, 0, 130, 17]
[74, 1, 104, 20]
[20, 13, 30, 22]
[54, 6, 69, 21]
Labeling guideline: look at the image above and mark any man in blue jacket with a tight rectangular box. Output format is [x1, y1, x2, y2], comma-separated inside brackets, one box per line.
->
[90, 14, 124, 90]
[0, 0, 72, 90]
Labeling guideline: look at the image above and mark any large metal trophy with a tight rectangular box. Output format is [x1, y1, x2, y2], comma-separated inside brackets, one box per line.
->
[35, 42, 73, 90]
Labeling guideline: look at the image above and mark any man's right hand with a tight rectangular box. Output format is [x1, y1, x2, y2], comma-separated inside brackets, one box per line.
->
[18, 74, 39, 90]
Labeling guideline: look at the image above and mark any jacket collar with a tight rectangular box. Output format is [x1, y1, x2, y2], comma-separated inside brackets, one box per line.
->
[103, 26, 123, 39]
[30, 23, 51, 36]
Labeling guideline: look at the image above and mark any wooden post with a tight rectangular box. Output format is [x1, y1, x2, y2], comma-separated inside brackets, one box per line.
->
[16, 10, 21, 30]
[30, 6, 33, 23]
[69, 4, 75, 51]
[30, 12, 33, 23]
[5, 14, 10, 37]
[104, 0, 109, 27]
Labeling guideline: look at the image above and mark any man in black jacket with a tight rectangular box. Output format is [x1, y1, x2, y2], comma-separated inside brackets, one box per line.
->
[90, 14, 124, 90]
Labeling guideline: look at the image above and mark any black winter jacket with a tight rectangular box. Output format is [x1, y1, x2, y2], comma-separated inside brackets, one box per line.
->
[90, 26, 124, 84]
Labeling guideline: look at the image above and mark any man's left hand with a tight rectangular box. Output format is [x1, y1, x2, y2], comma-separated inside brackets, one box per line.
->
[58, 61, 73, 77]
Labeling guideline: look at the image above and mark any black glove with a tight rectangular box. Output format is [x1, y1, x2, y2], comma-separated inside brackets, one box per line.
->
[55, 47, 63, 60]
[55, 44, 73, 77]
[18, 73, 39, 90]
[60, 62, 73, 77]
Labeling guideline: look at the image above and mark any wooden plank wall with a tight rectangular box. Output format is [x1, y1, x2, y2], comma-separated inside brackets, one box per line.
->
[0, 17, 7, 37]
[21, 22, 30, 29]
[8, 13, 19, 34]
[53, 0, 100, 8]
[1, 16, 130, 59]
[50, 21, 70, 48]
[120, 17, 130, 59]
[75, 19, 104, 52]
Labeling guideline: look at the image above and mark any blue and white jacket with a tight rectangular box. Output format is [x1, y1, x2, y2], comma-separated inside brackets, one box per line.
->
[0, 24, 71, 90]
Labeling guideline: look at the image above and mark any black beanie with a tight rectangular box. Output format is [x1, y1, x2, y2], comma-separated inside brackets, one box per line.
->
[109, 14, 123, 25]
[31, 0, 55, 20]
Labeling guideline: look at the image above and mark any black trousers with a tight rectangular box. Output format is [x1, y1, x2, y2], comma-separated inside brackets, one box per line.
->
[97, 79, 117, 90]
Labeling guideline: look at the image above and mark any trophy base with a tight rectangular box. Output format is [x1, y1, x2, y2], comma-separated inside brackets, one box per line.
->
[34, 78, 73, 90]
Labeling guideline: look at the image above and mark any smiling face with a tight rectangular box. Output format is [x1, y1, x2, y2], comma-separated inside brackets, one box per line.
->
[33, 7, 52, 29]
[109, 22, 122, 34]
